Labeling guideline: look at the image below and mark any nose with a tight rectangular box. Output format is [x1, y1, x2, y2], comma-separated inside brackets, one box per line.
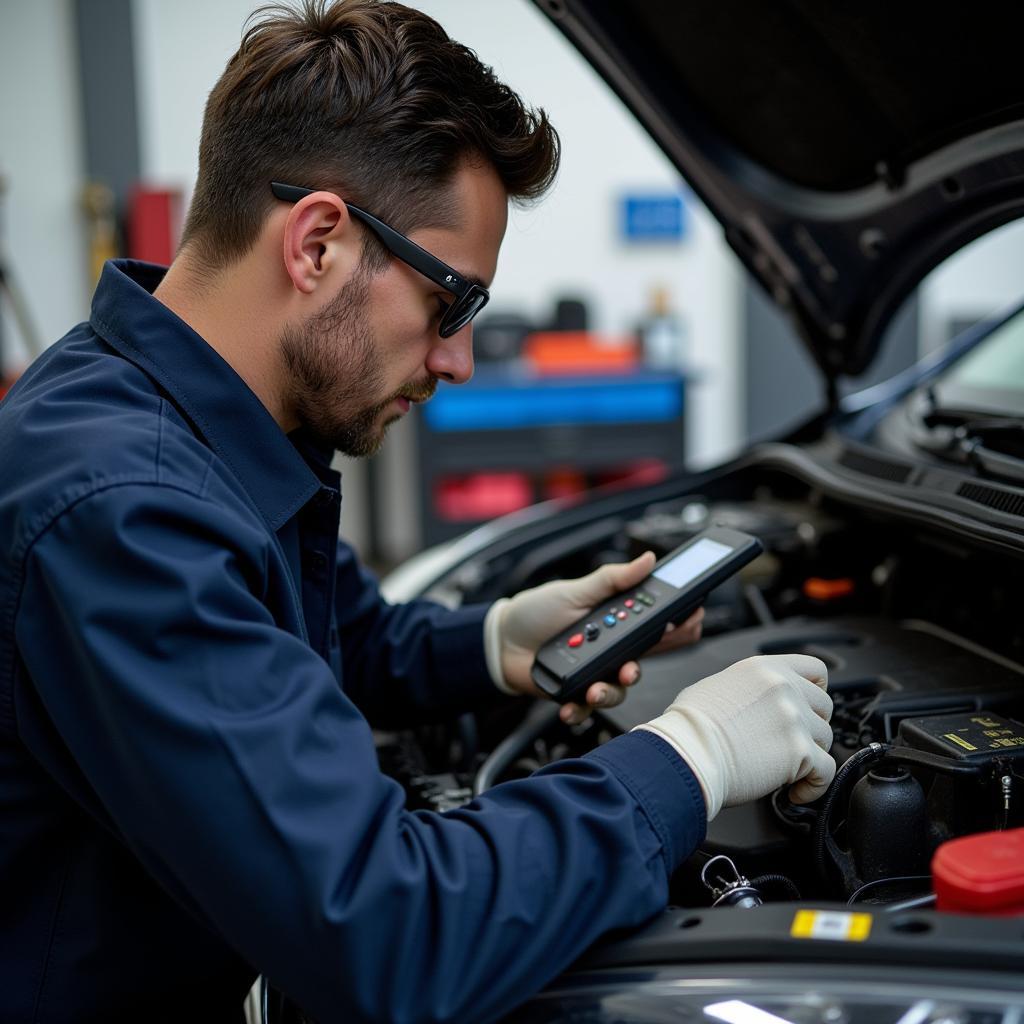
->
[425, 322, 475, 384]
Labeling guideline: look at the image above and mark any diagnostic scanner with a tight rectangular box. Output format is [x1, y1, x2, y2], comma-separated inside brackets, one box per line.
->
[531, 526, 763, 705]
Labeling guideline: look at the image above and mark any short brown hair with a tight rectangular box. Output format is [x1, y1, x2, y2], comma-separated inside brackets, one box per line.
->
[180, 0, 560, 271]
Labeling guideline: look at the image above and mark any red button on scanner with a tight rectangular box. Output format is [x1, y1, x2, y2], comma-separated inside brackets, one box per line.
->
[624, 599, 635, 608]
[567, 633, 584, 648]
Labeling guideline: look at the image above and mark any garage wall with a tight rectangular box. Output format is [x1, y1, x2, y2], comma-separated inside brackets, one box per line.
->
[8, 1, 1022, 564]
[918, 219, 1024, 356]
[130, 0, 745, 476]
[0, 0, 89, 367]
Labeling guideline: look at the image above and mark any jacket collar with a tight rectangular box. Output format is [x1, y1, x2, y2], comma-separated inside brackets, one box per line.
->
[89, 259, 322, 530]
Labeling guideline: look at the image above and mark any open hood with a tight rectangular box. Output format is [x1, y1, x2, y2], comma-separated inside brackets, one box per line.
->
[532, 0, 1024, 382]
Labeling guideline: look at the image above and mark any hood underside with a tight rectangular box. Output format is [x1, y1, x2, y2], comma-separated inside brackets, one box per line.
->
[533, 0, 1024, 380]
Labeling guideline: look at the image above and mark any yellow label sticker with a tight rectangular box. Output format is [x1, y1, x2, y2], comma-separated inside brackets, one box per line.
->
[791, 910, 872, 942]
[944, 732, 978, 751]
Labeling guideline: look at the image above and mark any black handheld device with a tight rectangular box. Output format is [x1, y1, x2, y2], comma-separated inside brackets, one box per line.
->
[530, 526, 763, 705]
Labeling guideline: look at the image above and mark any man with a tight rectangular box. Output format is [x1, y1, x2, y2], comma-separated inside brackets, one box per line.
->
[0, 2, 835, 1021]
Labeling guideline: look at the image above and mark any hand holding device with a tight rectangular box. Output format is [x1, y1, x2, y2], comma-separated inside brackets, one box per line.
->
[530, 527, 762, 706]
[637, 653, 835, 820]
[484, 551, 703, 717]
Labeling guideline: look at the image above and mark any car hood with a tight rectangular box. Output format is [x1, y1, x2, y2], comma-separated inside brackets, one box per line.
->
[532, 0, 1024, 382]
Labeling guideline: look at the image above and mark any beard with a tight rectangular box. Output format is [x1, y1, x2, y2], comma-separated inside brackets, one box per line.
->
[280, 266, 436, 457]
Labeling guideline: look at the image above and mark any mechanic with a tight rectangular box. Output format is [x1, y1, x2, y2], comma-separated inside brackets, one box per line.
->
[0, 2, 835, 1021]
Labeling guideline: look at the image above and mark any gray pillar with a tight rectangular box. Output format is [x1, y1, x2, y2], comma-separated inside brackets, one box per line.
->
[73, 0, 141, 212]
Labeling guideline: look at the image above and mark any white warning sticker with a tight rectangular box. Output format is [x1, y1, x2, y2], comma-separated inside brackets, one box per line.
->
[790, 909, 872, 941]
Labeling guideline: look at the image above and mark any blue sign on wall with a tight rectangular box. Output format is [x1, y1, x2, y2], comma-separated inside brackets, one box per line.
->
[620, 193, 687, 243]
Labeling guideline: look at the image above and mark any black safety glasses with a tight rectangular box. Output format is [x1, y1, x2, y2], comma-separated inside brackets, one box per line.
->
[270, 182, 489, 338]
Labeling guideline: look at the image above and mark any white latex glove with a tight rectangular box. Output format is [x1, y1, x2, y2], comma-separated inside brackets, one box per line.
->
[637, 653, 834, 820]
[484, 552, 704, 723]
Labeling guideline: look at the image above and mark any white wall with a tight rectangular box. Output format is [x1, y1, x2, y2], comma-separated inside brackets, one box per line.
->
[409, 1, 743, 475]
[11, 0, 1024, 563]
[131, 0, 745, 478]
[918, 219, 1024, 356]
[0, 0, 89, 367]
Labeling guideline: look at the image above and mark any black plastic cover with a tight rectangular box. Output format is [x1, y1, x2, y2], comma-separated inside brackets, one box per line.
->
[898, 712, 1024, 761]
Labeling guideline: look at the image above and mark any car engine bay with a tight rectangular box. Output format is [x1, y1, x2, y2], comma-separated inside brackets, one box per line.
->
[377, 442, 1024, 916]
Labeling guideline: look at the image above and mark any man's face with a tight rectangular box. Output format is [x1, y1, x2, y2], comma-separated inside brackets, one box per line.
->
[280, 161, 507, 456]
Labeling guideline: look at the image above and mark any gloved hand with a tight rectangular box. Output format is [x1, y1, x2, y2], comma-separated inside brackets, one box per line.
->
[484, 551, 704, 723]
[636, 653, 834, 820]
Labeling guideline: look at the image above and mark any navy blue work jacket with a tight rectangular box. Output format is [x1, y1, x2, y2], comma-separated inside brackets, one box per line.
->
[0, 260, 705, 1023]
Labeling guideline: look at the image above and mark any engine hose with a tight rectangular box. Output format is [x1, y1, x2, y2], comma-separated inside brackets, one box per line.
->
[813, 743, 890, 887]
[883, 745, 985, 777]
[473, 701, 562, 795]
[749, 873, 801, 900]
[771, 787, 819, 832]
[811, 742, 987, 891]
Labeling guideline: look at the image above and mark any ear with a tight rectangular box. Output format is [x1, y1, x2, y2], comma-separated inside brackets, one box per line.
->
[281, 191, 361, 295]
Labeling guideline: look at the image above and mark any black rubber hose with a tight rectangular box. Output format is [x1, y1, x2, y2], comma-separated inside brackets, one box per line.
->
[811, 743, 985, 890]
[812, 743, 890, 886]
[771, 786, 819, 832]
[749, 873, 801, 900]
[883, 746, 985, 777]
[473, 701, 562, 795]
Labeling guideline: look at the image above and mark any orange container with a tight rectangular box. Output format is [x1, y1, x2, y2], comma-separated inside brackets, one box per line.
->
[522, 332, 638, 375]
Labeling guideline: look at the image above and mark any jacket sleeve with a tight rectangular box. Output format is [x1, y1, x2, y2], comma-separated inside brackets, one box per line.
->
[17, 483, 706, 1024]
[331, 537, 502, 727]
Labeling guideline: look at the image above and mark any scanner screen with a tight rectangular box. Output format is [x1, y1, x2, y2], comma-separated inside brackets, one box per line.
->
[653, 538, 734, 589]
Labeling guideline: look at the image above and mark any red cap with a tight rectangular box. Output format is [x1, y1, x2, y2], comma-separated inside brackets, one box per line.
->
[932, 828, 1024, 915]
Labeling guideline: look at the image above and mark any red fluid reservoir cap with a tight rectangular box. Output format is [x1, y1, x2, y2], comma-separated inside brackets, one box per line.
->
[932, 828, 1024, 915]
